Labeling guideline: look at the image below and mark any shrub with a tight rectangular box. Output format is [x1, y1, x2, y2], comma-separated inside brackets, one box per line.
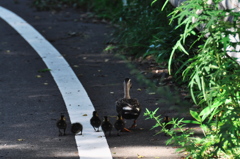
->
[145, 0, 240, 158]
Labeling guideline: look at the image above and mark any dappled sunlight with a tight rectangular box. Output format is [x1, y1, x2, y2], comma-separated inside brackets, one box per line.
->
[50, 151, 79, 158]
[110, 145, 181, 158]
[0, 139, 79, 158]
[75, 53, 128, 64]
[0, 143, 31, 149]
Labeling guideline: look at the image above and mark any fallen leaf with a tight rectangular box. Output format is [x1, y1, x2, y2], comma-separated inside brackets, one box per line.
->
[104, 59, 109, 62]
[73, 65, 79, 68]
[17, 139, 24, 141]
[82, 114, 87, 116]
[110, 92, 114, 94]
[38, 68, 51, 73]
[148, 92, 156, 95]
[83, 57, 87, 60]
[137, 88, 142, 91]
[113, 152, 116, 154]
[36, 75, 42, 78]
[137, 154, 145, 158]
[68, 31, 77, 36]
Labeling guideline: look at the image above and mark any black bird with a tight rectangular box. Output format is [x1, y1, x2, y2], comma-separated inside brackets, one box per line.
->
[116, 78, 141, 131]
[114, 115, 125, 136]
[90, 111, 102, 132]
[71, 122, 83, 135]
[56, 114, 67, 136]
[164, 116, 173, 130]
[101, 116, 113, 136]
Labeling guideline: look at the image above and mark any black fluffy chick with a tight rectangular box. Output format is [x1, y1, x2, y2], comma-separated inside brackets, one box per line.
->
[56, 114, 67, 136]
[101, 116, 113, 136]
[90, 111, 102, 132]
[71, 122, 83, 135]
[114, 115, 125, 136]
[164, 116, 173, 130]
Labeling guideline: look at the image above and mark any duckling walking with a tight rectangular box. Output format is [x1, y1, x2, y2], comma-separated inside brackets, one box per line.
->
[116, 78, 141, 131]
[56, 114, 67, 136]
[101, 116, 113, 136]
[90, 111, 102, 132]
[164, 116, 173, 130]
[71, 122, 83, 135]
[114, 115, 125, 136]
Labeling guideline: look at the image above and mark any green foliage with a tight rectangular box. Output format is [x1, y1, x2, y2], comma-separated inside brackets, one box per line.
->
[145, 108, 240, 159]
[144, 0, 240, 158]
[113, 0, 200, 84]
[32, 0, 122, 19]
[114, 0, 174, 58]
[89, 0, 122, 19]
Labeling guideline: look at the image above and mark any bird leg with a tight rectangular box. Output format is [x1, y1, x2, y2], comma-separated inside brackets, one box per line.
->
[59, 129, 63, 136]
[129, 120, 137, 129]
[117, 131, 121, 136]
[93, 127, 97, 132]
[77, 131, 82, 135]
[63, 129, 66, 136]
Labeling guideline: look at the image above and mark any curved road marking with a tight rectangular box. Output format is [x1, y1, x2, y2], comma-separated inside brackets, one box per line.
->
[0, 6, 112, 159]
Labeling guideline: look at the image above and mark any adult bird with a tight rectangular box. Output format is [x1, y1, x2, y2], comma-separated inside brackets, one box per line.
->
[56, 114, 67, 136]
[116, 78, 141, 131]
[101, 116, 113, 136]
[90, 111, 101, 132]
[71, 122, 83, 135]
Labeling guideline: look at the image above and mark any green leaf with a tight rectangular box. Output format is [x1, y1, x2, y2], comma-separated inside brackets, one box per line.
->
[38, 68, 51, 73]
[182, 120, 200, 124]
[190, 110, 201, 122]
[160, 0, 169, 10]
[199, 100, 222, 122]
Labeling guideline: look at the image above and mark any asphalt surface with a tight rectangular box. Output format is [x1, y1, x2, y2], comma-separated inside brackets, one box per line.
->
[0, 0, 185, 158]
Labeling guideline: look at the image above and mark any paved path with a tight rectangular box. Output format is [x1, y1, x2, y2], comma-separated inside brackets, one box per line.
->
[0, 5, 112, 159]
[0, 1, 183, 159]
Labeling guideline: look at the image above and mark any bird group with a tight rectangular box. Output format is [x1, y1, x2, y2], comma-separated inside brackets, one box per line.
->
[56, 78, 142, 136]
[56, 113, 83, 136]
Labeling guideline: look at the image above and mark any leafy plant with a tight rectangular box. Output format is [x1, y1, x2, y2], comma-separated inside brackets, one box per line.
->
[145, 0, 240, 158]
[114, 0, 174, 57]
[32, 0, 122, 20]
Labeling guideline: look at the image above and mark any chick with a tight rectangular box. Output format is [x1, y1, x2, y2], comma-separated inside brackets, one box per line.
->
[164, 116, 173, 130]
[114, 115, 125, 136]
[56, 114, 67, 136]
[101, 116, 113, 136]
[71, 122, 83, 135]
[90, 111, 102, 132]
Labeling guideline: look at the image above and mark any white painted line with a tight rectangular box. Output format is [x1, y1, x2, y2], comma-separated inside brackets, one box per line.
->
[0, 6, 112, 159]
